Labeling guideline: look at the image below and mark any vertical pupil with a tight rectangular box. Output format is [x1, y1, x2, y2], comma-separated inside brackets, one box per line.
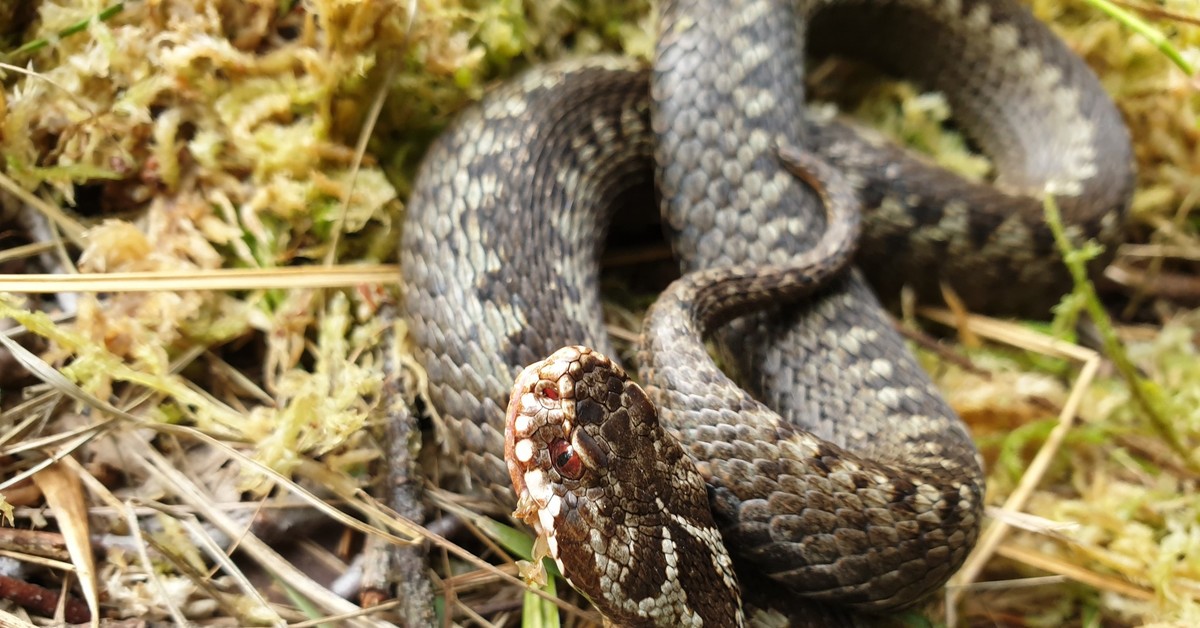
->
[550, 438, 582, 479]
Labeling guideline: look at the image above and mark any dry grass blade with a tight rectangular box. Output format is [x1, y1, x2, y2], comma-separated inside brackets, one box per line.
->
[0, 430, 98, 494]
[0, 608, 38, 628]
[956, 356, 1100, 582]
[0, 242, 55, 265]
[0, 392, 60, 451]
[0, 314, 419, 622]
[30, 461, 97, 626]
[424, 488, 596, 622]
[178, 515, 276, 618]
[0, 61, 98, 119]
[288, 600, 407, 628]
[918, 307, 1095, 362]
[995, 543, 1156, 601]
[923, 308, 1101, 625]
[1107, 263, 1200, 301]
[0, 421, 109, 461]
[1121, 243, 1200, 261]
[950, 574, 1068, 592]
[119, 503, 190, 626]
[0, 314, 419, 542]
[1111, 0, 1200, 27]
[127, 440, 354, 624]
[0, 265, 400, 293]
[0, 550, 73, 573]
[0, 171, 85, 244]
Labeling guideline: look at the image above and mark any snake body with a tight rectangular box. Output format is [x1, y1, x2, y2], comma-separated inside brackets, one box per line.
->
[400, 0, 1133, 622]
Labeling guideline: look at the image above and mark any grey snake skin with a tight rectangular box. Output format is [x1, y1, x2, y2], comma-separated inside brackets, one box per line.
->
[504, 150, 864, 625]
[399, 0, 1135, 623]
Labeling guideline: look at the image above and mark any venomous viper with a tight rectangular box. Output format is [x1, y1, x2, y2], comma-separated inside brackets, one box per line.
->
[400, 0, 1134, 623]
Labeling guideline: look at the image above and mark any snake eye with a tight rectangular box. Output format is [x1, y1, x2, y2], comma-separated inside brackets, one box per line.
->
[550, 438, 582, 480]
[537, 381, 559, 401]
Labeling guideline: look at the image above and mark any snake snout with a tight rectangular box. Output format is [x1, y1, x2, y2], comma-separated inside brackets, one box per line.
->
[504, 346, 593, 517]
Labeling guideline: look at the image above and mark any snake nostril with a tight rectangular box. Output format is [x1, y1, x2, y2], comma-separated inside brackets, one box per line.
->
[538, 381, 560, 401]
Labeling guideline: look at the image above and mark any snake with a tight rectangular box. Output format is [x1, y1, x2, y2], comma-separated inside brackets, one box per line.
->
[398, 0, 1134, 623]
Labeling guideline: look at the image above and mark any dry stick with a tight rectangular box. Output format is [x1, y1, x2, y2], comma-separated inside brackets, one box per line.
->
[892, 318, 984, 374]
[359, 316, 434, 624]
[0, 575, 90, 623]
[0, 529, 72, 562]
[1106, 263, 1200, 302]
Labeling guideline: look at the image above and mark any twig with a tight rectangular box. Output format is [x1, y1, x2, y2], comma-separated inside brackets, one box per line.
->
[1105, 264, 1200, 303]
[0, 574, 91, 623]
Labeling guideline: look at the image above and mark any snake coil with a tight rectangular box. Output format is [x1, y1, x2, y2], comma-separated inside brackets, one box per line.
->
[400, 0, 1134, 622]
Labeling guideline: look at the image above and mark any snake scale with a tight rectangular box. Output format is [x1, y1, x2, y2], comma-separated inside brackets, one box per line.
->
[399, 0, 1134, 623]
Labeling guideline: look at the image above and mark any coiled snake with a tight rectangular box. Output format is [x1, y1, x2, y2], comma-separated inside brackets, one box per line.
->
[399, 0, 1134, 623]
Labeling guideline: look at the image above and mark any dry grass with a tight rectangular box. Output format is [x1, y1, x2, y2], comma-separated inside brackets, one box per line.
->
[0, 0, 1197, 626]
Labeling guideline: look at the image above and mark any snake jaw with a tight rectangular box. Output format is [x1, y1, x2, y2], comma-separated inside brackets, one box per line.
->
[504, 347, 591, 553]
[506, 346, 605, 585]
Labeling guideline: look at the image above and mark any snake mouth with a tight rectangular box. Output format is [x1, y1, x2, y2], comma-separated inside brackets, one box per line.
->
[503, 347, 583, 526]
[503, 361, 543, 513]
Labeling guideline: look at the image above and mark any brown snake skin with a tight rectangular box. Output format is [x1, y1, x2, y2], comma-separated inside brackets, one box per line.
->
[399, 0, 1135, 623]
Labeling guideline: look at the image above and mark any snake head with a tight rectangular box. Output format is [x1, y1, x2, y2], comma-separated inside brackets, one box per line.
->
[504, 345, 743, 626]
[504, 346, 616, 548]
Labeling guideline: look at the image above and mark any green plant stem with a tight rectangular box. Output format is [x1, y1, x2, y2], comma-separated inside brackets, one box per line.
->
[1082, 0, 1196, 76]
[3, 3, 126, 59]
[1044, 194, 1191, 465]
